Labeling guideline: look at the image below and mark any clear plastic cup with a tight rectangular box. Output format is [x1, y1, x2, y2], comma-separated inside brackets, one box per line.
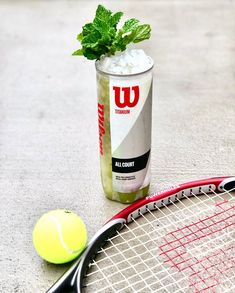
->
[96, 58, 153, 203]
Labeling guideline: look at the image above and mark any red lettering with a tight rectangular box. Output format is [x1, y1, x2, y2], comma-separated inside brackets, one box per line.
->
[98, 103, 105, 155]
[115, 109, 130, 114]
[113, 86, 139, 108]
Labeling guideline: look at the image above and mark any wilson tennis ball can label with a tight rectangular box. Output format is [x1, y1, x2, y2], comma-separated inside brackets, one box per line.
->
[96, 59, 153, 203]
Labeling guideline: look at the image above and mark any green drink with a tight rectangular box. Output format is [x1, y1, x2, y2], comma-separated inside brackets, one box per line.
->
[96, 57, 153, 203]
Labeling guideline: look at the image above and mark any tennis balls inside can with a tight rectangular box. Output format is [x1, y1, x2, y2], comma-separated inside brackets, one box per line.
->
[33, 209, 87, 264]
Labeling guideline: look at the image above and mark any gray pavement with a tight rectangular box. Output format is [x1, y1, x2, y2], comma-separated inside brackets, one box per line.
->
[0, 0, 234, 292]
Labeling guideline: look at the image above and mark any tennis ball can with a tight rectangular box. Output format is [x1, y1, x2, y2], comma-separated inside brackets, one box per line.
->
[96, 50, 153, 203]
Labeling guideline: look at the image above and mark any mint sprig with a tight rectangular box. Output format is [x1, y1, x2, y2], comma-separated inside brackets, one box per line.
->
[73, 5, 151, 60]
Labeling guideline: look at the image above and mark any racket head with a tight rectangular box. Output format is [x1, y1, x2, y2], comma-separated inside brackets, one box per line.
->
[74, 176, 235, 293]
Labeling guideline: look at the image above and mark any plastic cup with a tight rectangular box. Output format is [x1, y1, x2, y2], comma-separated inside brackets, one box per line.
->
[96, 58, 153, 203]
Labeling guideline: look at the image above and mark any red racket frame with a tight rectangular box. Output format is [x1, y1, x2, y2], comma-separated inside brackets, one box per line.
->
[111, 176, 234, 222]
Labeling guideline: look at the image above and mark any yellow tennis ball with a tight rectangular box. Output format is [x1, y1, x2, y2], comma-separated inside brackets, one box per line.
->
[33, 209, 87, 264]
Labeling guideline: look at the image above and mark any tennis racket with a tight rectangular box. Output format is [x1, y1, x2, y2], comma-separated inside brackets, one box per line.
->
[47, 176, 235, 293]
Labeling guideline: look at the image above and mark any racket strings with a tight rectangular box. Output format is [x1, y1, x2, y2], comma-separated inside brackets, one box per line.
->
[91, 218, 174, 293]
[91, 202, 233, 269]
[119, 221, 176, 291]
[89, 258, 117, 292]
[89, 212, 233, 292]
[120, 187, 234, 241]
[108, 235, 154, 291]
[91, 188, 234, 257]
[87, 221, 166, 292]
[156, 192, 235, 292]
[161, 201, 235, 258]
[147, 200, 234, 263]
[84, 189, 235, 292]
[100, 246, 137, 292]
[122, 195, 235, 292]
[83, 189, 234, 290]
[90, 188, 232, 264]
[86, 225, 235, 292]
[87, 230, 157, 292]
[178, 246, 235, 293]
[85, 188, 234, 282]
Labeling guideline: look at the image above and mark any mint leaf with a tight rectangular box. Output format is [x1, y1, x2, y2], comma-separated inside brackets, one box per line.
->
[73, 5, 151, 60]
[121, 18, 140, 33]
[95, 5, 112, 23]
[83, 48, 101, 60]
[110, 12, 123, 27]
[113, 21, 151, 52]
[82, 31, 101, 48]
[77, 33, 83, 41]
[93, 18, 110, 34]
[82, 23, 94, 36]
[132, 24, 151, 43]
[72, 49, 83, 56]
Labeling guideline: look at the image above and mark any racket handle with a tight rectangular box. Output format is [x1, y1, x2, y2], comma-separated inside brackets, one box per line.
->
[46, 259, 80, 293]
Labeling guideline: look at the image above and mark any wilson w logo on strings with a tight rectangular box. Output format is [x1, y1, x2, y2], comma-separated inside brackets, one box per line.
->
[113, 86, 139, 108]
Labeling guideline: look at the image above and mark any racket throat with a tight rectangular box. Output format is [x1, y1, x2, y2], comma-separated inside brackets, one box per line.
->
[76, 219, 126, 293]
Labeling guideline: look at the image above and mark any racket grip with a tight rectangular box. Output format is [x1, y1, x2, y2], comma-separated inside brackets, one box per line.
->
[46, 259, 80, 293]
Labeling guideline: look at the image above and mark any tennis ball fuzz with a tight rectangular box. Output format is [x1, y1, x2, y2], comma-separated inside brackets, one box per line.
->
[33, 209, 87, 264]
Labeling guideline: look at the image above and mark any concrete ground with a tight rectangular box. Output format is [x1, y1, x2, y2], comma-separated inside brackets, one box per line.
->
[0, 0, 234, 292]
